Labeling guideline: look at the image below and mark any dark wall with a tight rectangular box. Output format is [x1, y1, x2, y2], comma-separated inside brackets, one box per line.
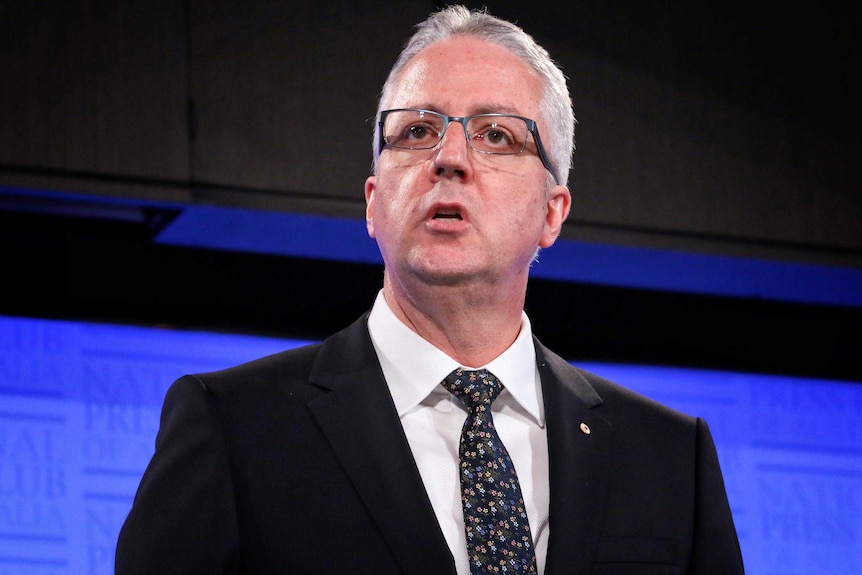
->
[3, 1, 859, 260]
[1, 1, 860, 380]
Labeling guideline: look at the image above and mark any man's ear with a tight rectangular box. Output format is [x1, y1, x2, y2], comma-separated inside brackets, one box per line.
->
[539, 184, 571, 248]
[364, 175, 377, 238]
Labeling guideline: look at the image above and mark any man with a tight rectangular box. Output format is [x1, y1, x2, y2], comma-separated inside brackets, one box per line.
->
[116, 5, 744, 574]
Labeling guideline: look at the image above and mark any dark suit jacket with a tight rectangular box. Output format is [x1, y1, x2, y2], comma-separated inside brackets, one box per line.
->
[115, 313, 744, 574]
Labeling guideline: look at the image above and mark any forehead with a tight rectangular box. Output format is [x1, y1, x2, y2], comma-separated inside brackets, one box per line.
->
[388, 36, 543, 118]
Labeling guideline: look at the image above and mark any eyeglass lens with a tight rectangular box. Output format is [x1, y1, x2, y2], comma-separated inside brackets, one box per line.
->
[383, 110, 528, 155]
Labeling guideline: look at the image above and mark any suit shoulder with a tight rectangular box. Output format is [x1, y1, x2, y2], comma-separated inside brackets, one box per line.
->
[176, 313, 372, 399]
[538, 340, 696, 429]
[207, 342, 321, 381]
[202, 343, 322, 391]
[579, 365, 695, 425]
[169, 341, 324, 403]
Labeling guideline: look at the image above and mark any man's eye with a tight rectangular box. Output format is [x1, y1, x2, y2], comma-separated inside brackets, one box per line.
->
[406, 125, 428, 139]
[474, 128, 513, 148]
[485, 129, 508, 144]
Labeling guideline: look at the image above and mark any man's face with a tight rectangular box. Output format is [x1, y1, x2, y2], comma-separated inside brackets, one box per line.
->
[365, 36, 570, 291]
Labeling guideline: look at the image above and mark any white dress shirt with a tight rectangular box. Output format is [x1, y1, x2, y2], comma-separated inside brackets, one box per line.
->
[367, 290, 550, 574]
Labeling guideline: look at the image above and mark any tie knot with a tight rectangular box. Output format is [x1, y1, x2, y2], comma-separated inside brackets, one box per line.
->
[441, 368, 503, 410]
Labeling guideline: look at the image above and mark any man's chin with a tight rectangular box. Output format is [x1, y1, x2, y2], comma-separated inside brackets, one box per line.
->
[409, 262, 491, 288]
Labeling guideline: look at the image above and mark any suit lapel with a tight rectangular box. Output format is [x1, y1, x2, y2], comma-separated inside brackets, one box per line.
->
[306, 315, 456, 575]
[536, 342, 612, 574]
[299, 318, 612, 574]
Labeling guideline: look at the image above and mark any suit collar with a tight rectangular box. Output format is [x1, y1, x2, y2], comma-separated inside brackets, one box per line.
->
[536, 341, 612, 574]
[306, 314, 457, 575]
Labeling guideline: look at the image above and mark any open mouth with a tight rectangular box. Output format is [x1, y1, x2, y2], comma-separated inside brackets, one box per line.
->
[433, 210, 462, 221]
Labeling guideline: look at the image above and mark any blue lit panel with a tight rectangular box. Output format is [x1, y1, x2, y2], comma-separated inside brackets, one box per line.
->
[155, 206, 862, 308]
[1, 315, 860, 574]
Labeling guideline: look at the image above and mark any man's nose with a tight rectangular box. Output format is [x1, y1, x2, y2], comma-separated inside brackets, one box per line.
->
[438, 120, 470, 151]
[432, 121, 472, 179]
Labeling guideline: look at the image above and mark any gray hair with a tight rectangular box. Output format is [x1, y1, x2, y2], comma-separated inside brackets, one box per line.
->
[373, 5, 575, 187]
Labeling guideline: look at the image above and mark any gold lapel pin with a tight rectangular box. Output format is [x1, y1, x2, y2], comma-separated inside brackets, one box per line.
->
[580, 422, 591, 435]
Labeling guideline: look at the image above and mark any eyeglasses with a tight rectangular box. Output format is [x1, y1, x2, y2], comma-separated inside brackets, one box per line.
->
[378, 108, 558, 184]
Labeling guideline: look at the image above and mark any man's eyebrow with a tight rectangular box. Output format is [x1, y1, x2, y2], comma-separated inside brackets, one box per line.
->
[403, 104, 523, 116]
[471, 104, 521, 116]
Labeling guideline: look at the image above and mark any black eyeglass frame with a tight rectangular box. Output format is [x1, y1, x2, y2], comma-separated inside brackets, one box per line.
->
[377, 108, 559, 184]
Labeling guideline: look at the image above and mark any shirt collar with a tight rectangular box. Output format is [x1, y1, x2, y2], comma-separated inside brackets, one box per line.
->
[367, 290, 544, 425]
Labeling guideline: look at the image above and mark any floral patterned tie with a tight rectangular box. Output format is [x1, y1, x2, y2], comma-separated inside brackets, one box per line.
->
[442, 368, 537, 574]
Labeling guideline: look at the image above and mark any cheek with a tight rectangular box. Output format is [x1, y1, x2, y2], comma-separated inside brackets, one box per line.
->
[497, 182, 548, 227]
[371, 185, 412, 234]
[507, 196, 551, 248]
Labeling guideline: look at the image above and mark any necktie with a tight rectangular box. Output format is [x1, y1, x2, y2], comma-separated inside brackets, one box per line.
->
[442, 368, 537, 574]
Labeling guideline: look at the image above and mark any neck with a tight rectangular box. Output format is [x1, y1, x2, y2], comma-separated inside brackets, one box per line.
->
[381, 271, 526, 367]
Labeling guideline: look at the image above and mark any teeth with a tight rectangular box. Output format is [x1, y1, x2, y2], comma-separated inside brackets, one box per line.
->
[434, 212, 462, 220]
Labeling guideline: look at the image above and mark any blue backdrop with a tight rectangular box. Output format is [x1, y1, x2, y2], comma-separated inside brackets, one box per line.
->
[1, 314, 860, 574]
